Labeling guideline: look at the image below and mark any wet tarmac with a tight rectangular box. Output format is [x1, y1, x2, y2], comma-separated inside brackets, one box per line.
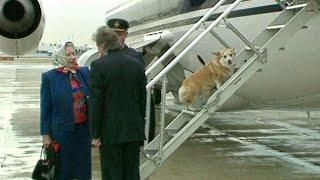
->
[0, 58, 320, 179]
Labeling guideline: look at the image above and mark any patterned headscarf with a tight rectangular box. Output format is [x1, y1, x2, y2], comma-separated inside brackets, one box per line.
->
[53, 47, 67, 67]
[53, 43, 79, 73]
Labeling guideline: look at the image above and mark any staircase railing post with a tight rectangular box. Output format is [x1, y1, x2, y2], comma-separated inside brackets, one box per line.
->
[145, 0, 228, 75]
[157, 75, 167, 164]
[223, 19, 268, 63]
[146, 0, 243, 90]
[144, 78, 152, 146]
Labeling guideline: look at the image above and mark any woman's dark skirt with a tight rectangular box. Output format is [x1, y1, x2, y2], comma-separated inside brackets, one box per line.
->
[52, 122, 91, 180]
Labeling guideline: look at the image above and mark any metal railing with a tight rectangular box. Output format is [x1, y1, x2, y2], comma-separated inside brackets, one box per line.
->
[144, 0, 244, 143]
[146, 0, 243, 90]
[145, 0, 228, 76]
[141, 0, 319, 178]
[157, 76, 167, 163]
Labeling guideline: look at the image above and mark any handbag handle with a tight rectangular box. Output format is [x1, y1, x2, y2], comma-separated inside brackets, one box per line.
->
[39, 146, 44, 160]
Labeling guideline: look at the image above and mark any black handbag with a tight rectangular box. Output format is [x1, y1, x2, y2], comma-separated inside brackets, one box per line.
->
[32, 142, 60, 180]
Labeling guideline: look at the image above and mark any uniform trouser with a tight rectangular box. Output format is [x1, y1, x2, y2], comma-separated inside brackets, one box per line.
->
[99, 142, 140, 180]
[148, 96, 156, 142]
[149, 87, 162, 142]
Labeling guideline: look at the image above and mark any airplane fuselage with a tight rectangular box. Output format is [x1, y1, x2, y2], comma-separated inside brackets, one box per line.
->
[104, 0, 320, 109]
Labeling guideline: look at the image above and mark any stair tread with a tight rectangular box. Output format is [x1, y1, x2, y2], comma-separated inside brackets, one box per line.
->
[181, 109, 200, 115]
[144, 149, 158, 154]
[267, 24, 285, 30]
[245, 46, 261, 50]
[286, 4, 307, 10]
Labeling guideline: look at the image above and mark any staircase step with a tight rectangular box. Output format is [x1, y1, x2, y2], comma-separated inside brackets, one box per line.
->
[245, 46, 261, 51]
[144, 149, 158, 157]
[181, 109, 200, 115]
[266, 24, 285, 30]
[166, 128, 179, 136]
[286, 3, 307, 10]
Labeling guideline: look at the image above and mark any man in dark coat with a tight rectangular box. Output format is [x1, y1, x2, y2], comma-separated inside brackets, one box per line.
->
[90, 26, 146, 180]
[107, 18, 156, 142]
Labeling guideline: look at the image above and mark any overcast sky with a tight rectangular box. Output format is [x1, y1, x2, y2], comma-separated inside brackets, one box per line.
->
[41, 0, 128, 46]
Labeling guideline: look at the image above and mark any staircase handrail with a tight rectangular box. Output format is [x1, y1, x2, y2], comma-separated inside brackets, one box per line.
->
[146, 0, 243, 90]
[145, 0, 228, 76]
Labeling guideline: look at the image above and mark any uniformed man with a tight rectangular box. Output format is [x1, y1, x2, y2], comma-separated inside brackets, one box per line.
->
[107, 18, 156, 142]
[107, 18, 144, 65]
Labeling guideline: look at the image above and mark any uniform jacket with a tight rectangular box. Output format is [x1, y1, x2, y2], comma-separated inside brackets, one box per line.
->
[40, 67, 90, 135]
[89, 49, 146, 144]
[123, 45, 144, 66]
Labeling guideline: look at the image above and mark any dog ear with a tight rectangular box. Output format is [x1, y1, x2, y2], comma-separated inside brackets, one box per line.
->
[211, 51, 220, 56]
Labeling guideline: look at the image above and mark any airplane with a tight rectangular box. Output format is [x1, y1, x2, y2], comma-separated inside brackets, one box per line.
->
[100, 0, 320, 110]
[97, 1, 320, 179]
[2, 0, 319, 110]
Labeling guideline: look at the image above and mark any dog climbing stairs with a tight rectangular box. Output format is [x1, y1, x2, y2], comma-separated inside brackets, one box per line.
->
[140, 0, 320, 179]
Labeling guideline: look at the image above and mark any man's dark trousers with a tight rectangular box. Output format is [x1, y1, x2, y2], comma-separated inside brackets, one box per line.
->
[100, 142, 140, 180]
[148, 97, 156, 142]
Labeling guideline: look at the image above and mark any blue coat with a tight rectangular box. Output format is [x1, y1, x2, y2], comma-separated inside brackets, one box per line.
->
[40, 67, 90, 135]
[40, 67, 91, 179]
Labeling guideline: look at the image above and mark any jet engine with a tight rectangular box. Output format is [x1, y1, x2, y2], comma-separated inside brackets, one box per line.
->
[0, 0, 45, 55]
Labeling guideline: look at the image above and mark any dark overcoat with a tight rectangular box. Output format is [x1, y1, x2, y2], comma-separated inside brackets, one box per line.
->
[89, 49, 146, 144]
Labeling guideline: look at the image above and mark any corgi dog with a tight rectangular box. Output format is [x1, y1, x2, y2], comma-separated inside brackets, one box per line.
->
[178, 48, 236, 109]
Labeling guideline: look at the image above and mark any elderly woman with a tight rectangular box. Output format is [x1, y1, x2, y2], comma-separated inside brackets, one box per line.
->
[40, 42, 91, 179]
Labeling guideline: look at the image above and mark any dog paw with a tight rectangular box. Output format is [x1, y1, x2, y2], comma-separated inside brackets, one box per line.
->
[186, 106, 201, 112]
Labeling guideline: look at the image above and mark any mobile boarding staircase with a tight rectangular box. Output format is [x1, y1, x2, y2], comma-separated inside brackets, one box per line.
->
[140, 0, 320, 179]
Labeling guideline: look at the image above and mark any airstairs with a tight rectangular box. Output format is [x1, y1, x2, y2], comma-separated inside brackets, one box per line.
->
[140, 0, 320, 179]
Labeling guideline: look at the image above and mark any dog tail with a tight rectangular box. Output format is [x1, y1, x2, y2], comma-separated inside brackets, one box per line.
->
[197, 55, 206, 65]
[178, 86, 194, 105]
[178, 86, 188, 104]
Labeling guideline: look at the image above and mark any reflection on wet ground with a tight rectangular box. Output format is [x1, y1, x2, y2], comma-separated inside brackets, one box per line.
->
[0, 59, 320, 179]
[0, 61, 49, 179]
[148, 110, 320, 180]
